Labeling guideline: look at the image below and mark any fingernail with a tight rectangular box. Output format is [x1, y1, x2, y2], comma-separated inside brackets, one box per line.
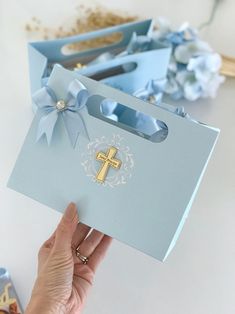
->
[64, 202, 77, 221]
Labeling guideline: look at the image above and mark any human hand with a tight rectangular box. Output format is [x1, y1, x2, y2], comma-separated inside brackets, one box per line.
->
[25, 203, 112, 314]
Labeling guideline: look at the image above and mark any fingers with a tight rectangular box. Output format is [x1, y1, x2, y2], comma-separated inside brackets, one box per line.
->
[52, 202, 112, 275]
[76, 229, 104, 259]
[72, 230, 109, 298]
[88, 235, 112, 272]
[54, 202, 79, 251]
[71, 222, 91, 251]
[74, 263, 94, 287]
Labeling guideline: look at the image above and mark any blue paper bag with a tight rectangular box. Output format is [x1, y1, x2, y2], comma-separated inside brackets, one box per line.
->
[28, 19, 171, 97]
[0, 268, 22, 313]
[8, 65, 219, 261]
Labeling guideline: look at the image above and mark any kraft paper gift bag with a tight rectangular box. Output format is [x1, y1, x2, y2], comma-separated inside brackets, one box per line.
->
[28, 19, 171, 99]
[8, 65, 219, 261]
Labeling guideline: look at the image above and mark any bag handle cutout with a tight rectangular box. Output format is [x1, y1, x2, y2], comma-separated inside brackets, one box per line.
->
[86, 96, 168, 143]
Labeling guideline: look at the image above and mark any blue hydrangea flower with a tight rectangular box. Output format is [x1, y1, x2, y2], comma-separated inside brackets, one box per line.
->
[154, 18, 225, 101]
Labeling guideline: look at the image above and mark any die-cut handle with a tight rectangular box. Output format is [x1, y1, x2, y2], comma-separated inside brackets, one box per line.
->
[83, 62, 137, 80]
[86, 95, 168, 143]
[61, 32, 124, 56]
[38, 20, 153, 62]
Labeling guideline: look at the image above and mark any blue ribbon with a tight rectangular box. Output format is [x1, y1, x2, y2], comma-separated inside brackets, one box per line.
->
[33, 79, 90, 147]
[133, 78, 166, 104]
[118, 32, 152, 56]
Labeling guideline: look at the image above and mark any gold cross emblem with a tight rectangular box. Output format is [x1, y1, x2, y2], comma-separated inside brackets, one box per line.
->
[95, 146, 122, 183]
[0, 283, 16, 306]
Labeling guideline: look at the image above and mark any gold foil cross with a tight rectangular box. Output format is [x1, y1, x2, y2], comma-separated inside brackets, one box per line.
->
[0, 283, 16, 306]
[95, 146, 122, 183]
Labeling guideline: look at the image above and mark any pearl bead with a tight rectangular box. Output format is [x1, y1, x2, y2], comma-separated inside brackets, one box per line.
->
[56, 100, 66, 111]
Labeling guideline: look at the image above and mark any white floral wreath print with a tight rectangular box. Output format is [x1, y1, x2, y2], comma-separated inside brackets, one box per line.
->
[81, 134, 134, 188]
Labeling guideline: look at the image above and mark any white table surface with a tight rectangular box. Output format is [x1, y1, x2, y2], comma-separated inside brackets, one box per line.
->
[1, 0, 235, 313]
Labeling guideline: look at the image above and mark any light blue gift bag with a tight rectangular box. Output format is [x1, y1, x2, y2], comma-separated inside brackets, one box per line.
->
[8, 65, 219, 261]
[0, 268, 22, 313]
[28, 19, 171, 97]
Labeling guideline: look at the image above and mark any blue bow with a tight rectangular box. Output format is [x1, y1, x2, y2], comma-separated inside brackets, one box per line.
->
[33, 79, 90, 147]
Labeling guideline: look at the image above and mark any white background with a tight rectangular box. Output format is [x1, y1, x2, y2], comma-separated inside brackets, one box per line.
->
[0, 0, 235, 313]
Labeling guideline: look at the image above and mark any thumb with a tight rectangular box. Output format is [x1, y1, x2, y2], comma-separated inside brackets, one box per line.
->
[54, 202, 79, 251]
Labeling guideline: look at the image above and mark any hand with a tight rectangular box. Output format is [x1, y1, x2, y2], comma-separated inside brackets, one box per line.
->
[25, 203, 112, 314]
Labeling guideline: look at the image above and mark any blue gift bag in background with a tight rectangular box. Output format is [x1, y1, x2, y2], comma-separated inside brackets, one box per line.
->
[28, 19, 171, 96]
[0, 268, 22, 313]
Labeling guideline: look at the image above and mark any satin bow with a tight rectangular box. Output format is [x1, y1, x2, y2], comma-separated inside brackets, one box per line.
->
[33, 79, 90, 147]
